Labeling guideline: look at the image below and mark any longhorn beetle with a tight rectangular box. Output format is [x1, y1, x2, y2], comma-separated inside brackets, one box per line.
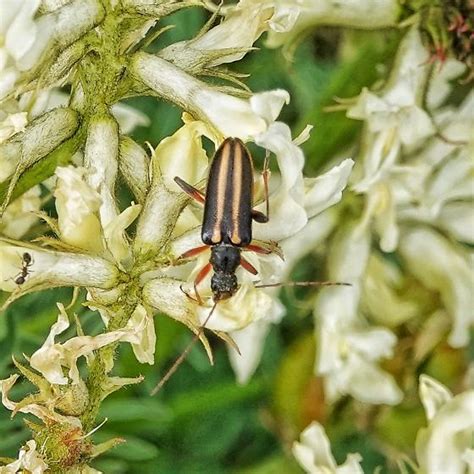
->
[150, 137, 350, 395]
[173, 137, 276, 303]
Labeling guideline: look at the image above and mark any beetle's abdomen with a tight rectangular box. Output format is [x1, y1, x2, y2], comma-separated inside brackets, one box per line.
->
[202, 138, 253, 247]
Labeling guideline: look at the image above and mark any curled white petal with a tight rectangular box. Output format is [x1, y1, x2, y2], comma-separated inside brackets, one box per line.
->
[292, 421, 364, 474]
[30, 303, 148, 385]
[419, 374, 453, 421]
[124, 304, 156, 365]
[304, 159, 354, 218]
[103, 203, 141, 268]
[416, 375, 474, 474]
[1, 440, 48, 474]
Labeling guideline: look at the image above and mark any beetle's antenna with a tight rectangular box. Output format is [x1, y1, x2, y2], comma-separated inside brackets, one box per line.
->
[254, 281, 351, 289]
[150, 301, 218, 396]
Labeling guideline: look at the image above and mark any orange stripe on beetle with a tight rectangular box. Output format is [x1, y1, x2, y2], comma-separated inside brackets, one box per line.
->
[230, 142, 243, 245]
[210, 139, 231, 243]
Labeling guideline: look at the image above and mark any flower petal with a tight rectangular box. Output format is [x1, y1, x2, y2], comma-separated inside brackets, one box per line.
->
[54, 166, 105, 253]
[399, 227, 473, 347]
[304, 159, 354, 218]
[419, 374, 453, 421]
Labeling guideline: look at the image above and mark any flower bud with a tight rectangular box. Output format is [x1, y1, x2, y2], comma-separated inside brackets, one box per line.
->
[132, 53, 267, 140]
[83, 114, 120, 227]
[119, 137, 150, 204]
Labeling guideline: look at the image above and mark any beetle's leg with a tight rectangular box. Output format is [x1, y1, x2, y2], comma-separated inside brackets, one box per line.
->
[176, 245, 209, 262]
[193, 263, 212, 305]
[245, 240, 284, 260]
[251, 209, 268, 223]
[174, 176, 206, 205]
[240, 256, 258, 275]
[251, 150, 270, 223]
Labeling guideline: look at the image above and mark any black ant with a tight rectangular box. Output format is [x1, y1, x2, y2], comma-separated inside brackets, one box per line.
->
[14, 252, 33, 285]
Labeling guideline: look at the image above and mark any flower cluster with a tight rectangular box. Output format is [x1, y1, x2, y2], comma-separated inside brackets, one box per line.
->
[271, 2, 473, 472]
[0, 0, 472, 470]
[293, 374, 474, 474]
[0, 0, 354, 468]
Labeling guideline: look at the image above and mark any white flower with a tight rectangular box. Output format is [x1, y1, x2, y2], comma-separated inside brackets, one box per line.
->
[362, 253, 419, 327]
[160, 1, 272, 69]
[252, 121, 354, 241]
[349, 26, 433, 158]
[124, 304, 156, 365]
[317, 321, 403, 404]
[0, 373, 81, 427]
[399, 226, 473, 348]
[54, 166, 105, 253]
[0, 241, 120, 300]
[0, 0, 48, 99]
[30, 303, 147, 384]
[347, 27, 435, 252]
[266, 0, 399, 48]
[55, 165, 141, 268]
[0, 186, 41, 239]
[153, 120, 209, 194]
[314, 223, 402, 404]
[133, 119, 210, 255]
[416, 375, 474, 474]
[292, 421, 363, 474]
[396, 92, 474, 243]
[132, 53, 287, 140]
[0, 440, 48, 474]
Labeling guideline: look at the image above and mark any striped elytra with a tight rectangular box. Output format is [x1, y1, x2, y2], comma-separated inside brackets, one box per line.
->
[201, 137, 254, 247]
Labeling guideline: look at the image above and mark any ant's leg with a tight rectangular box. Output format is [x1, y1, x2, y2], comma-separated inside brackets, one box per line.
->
[174, 177, 206, 205]
[240, 256, 258, 275]
[251, 150, 270, 223]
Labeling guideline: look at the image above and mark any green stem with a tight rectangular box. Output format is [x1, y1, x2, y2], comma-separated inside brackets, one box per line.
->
[80, 306, 132, 432]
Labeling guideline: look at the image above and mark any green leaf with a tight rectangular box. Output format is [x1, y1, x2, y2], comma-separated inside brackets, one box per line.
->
[0, 129, 84, 207]
[100, 398, 170, 424]
[234, 454, 302, 474]
[169, 379, 266, 421]
[93, 432, 159, 461]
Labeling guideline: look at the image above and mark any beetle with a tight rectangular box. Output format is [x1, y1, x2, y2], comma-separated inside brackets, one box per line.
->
[152, 137, 350, 394]
[174, 137, 278, 302]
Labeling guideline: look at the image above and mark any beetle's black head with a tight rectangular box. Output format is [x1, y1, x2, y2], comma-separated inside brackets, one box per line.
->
[210, 245, 241, 273]
[211, 272, 238, 301]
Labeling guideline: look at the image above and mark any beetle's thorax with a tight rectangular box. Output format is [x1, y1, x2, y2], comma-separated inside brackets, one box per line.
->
[210, 244, 241, 300]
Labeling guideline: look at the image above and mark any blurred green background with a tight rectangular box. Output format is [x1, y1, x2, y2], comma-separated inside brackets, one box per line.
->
[0, 6, 471, 473]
